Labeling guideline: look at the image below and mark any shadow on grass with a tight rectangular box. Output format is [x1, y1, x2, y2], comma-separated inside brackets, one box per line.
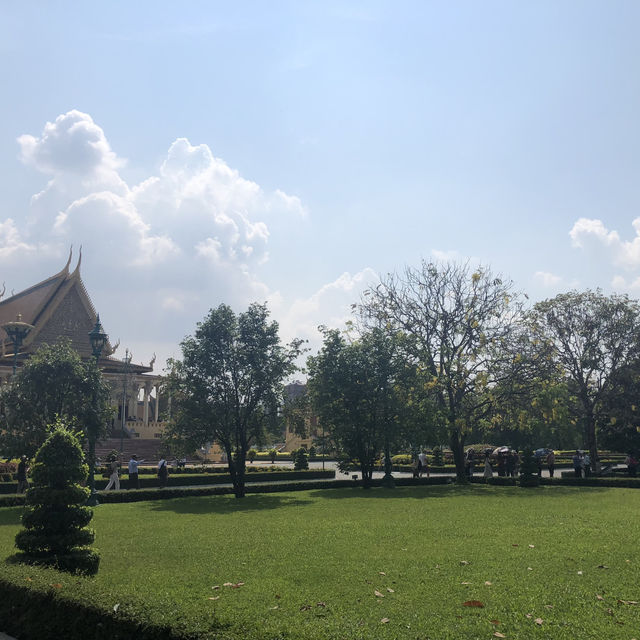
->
[0, 510, 22, 527]
[306, 483, 609, 501]
[148, 493, 314, 515]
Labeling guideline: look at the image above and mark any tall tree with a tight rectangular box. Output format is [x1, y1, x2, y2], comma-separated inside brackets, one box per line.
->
[307, 326, 415, 487]
[359, 261, 523, 481]
[530, 290, 640, 468]
[0, 339, 112, 458]
[166, 303, 303, 498]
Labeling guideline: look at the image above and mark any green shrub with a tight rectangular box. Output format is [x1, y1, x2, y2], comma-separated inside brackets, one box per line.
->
[293, 448, 309, 470]
[519, 448, 540, 488]
[247, 449, 257, 463]
[12, 424, 100, 575]
[431, 446, 443, 466]
[391, 454, 412, 465]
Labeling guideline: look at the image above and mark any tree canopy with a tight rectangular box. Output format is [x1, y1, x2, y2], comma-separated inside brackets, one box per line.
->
[0, 339, 113, 458]
[359, 261, 524, 480]
[307, 326, 415, 486]
[529, 290, 640, 467]
[165, 303, 303, 498]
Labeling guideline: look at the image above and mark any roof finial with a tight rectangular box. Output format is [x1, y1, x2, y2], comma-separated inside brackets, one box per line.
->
[64, 246, 73, 273]
[0, 282, 5, 300]
[72, 245, 82, 276]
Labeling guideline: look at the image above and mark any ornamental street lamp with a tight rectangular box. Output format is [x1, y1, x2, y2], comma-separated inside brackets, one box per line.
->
[2, 313, 34, 376]
[86, 315, 108, 507]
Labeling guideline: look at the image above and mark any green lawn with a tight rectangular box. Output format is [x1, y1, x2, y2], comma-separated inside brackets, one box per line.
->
[1, 485, 639, 639]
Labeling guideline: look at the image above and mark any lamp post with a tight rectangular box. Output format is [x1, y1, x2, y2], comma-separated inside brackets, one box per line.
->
[2, 313, 34, 377]
[86, 315, 108, 507]
[120, 348, 132, 453]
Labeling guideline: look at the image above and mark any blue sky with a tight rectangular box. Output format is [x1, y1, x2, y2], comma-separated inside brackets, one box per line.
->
[1, 1, 640, 370]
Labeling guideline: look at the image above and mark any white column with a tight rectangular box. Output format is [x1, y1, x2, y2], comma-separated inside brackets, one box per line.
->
[129, 381, 139, 419]
[154, 385, 160, 422]
[143, 382, 152, 426]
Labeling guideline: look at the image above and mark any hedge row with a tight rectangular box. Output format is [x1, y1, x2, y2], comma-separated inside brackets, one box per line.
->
[0, 469, 335, 494]
[2, 474, 640, 509]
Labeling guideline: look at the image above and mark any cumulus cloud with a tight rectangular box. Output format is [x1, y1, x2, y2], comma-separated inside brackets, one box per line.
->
[1, 110, 309, 367]
[570, 217, 640, 269]
[271, 268, 378, 355]
[533, 271, 562, 287]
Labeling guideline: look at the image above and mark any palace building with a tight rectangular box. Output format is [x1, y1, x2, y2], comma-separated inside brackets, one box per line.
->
[0, 250, 170, 461]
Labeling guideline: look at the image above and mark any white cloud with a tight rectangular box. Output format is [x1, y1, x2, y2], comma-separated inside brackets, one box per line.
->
[271, 268, 378, 357]
[431, 248, 462, 262]
[2, 110, 309, 368]
[570, 217, 640, 269]
[533, 271, 562, 287]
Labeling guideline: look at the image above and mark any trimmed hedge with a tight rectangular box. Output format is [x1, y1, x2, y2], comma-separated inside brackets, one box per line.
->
[0, 576, 189, 640]
[1, 469, 335, 494]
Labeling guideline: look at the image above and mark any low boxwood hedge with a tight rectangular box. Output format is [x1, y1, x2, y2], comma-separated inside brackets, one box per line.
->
[1, 469, 335, 494]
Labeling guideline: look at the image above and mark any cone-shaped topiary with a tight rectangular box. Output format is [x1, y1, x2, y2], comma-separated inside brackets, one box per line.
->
[293, 448, 309, 470]
[13, 422, 99, 574]
[519, 447, 540, 488]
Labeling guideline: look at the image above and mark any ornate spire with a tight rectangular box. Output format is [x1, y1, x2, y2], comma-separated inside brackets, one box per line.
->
[71, 245, 82, 277]
[63, 246, 73, 273]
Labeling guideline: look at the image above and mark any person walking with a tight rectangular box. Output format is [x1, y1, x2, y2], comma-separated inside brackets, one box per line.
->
[546, 450, 556, 478]
[128, 455, 144, 489]
[418, 451, 429, 478]
[483, 455, 493, 481]
[104, 456, 120, 490]
[157, 456, 169, 488]
[16, 455, 29, 493]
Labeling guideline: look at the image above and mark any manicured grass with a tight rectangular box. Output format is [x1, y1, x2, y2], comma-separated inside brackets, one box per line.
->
[1, 485, 639, 639]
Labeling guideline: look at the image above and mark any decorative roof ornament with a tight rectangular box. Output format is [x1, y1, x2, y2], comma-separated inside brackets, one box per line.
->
[63, 246, 73, 273]
[72, 245, 82, 277]
[149, 352, 156, 370]
[0, 282, 5, 301]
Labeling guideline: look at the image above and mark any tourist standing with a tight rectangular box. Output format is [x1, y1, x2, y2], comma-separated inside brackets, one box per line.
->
[483, 455, 493, 481]
[104, 456, 120, 490]
[16, 455, 29, 493]
[626, 453, 638, 477]
[128, 455, 144, 489]
[465, 449, 475, 478]
[583, 453, 591, 477]
[572, 451, 583, 478]
[546, 450, 556, 478]
[158, 457, 169, 488]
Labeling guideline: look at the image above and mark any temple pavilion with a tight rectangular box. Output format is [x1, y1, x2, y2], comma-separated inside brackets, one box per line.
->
[0, 250, 171, 461]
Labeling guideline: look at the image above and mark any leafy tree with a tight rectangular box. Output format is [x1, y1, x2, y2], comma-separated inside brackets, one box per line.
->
[166, 303, 303, 498]
[359, 261, 523, 481]
[0, 339, 113, 459]
[598, 360, 640, 454]
[307, 326, 414, 487]
[13, 421, 99, 574]
[530, 291, 640, 468]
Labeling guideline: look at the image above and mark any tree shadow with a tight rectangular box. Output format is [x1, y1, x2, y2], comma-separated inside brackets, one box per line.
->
[147, 493, 314, 515]
[0, 510, 23, 527]
[306, 483, 610, 501]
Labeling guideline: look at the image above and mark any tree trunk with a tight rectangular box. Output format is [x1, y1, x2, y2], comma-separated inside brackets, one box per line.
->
[226, 446, 247, 498]
[450, 430, 467, 482]
[585, 409, 598, 475]
[361, 463, 373, 488]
